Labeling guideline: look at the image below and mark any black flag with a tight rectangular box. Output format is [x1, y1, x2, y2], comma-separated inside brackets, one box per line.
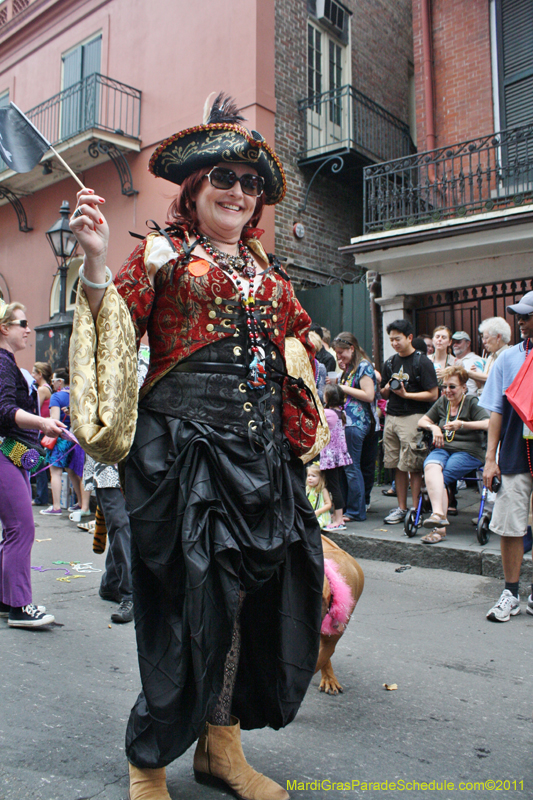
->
[0, 102, 51, 173]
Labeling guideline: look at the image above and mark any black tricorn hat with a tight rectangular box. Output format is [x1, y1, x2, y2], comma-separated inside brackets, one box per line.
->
[148, 93, 286, 205]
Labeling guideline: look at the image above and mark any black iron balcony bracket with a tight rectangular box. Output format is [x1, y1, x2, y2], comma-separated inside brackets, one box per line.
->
[0, 187, 32, 231]
[88, 140, 138, 196]
[298, 154, 346, 213]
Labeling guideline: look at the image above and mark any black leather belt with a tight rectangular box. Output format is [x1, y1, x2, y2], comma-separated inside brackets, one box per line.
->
[173, 361, 248, 377]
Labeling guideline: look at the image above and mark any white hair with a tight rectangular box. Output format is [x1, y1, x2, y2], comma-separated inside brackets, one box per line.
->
[478, 316, 511, 343]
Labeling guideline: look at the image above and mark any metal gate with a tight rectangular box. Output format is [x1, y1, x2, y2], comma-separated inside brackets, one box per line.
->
[414, 277, 533, 350]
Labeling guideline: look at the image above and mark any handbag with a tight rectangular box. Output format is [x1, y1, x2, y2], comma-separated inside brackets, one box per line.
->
[41, 435, 58, 450]
[505, 339, 533, 430]
[282, 337, 330, 462]
[0, 433, 47, 473]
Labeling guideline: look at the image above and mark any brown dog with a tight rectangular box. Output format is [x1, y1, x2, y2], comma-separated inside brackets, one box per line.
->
[315, 534, 364, 695]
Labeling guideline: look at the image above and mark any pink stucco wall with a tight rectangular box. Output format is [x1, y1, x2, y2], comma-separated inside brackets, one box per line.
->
[0, 0, 277, 369]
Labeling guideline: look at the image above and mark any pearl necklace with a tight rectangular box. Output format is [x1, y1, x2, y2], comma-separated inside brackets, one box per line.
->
[197, 233, 256, 279]
[444, 393, 466, 442]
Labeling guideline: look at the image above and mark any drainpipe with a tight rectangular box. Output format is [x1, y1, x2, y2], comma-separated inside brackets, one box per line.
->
[421, 0, 436, 152]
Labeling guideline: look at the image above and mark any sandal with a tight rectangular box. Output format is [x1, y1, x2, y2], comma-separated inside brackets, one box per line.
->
[423, 513, 449, 528]
[421, 528, 446, 544]
[382, 488, 397, 497]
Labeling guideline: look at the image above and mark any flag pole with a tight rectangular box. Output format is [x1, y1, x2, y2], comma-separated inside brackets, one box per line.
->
[47, 146, 87, 191]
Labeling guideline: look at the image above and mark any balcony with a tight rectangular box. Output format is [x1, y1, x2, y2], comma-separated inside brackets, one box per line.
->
[364, 123, 533, 233]
[298, 84, 414, 170]
[0, 73, 141, 196]
[0, 0, 35, 28]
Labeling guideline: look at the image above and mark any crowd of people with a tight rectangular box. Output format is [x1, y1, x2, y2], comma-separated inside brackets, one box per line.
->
[1, 89, 533, 800]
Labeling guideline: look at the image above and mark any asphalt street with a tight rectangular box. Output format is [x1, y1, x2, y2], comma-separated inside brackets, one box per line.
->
[0, 510, 532, 800]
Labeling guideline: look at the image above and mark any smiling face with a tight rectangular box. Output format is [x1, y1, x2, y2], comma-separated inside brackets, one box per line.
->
[194, 161, 258, 242]
[0, 308, 30, 353]
[442, 377, 467, 405]
[334, 345, 354, 372]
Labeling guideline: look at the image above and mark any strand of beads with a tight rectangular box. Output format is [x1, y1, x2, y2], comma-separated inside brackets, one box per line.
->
[197, 233, 256, 279]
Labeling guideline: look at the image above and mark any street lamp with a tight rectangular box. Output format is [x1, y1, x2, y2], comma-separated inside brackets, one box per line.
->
[35, 201, 79, 368]
[45, 200, 78, 315]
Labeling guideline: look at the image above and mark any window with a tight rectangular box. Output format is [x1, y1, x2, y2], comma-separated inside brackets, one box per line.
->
[61, 34, 101, 140]
[495, 0, 533, 130]
[306, 19, 350, 153]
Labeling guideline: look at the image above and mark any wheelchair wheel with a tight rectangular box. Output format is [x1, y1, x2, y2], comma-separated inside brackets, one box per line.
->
[477, 514, 490, 546]
[404, 508, 418, 538]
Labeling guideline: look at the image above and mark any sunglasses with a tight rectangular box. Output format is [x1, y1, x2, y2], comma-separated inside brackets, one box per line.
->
[205, 166, 264, 197]
[443, 384, 460, 390]
[516, 313, 533, 321]
[8, 319, 28, 328]
[333, 338, 353, 348]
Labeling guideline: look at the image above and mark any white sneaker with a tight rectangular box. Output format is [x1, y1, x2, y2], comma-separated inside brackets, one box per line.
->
[526, 595, 533, 617]
[384, 507, 408, 524]
[8, 604, 55, 628]
[486, 589, 521, 622]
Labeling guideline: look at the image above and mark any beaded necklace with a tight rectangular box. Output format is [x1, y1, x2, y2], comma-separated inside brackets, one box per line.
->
[194, 231, 266, 389]
[444, 392, 466, 442]
[197, 233, 256, 279]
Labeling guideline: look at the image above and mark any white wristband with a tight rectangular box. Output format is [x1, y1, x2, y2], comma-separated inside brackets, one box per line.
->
[78, 264, 113, 289]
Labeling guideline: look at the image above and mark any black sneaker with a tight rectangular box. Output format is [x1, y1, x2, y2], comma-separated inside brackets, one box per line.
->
[99, 587, 122, 603]
[8, 604, 55, 628]
[111, 598, 134, 624]
[0, 601, 46, 618]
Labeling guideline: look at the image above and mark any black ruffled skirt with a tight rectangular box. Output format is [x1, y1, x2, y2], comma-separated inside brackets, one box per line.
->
[124, 396, 323, 769]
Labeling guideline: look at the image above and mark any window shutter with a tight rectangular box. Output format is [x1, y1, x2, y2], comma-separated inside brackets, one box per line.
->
[498, 0, 533, 129]
[82, 36, 101, 79]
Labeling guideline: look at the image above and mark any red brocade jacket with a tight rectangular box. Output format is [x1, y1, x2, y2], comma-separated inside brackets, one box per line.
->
[114, 232, 313, 398]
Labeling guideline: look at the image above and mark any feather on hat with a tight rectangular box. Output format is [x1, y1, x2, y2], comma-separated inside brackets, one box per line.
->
[149, 92, 286, 205]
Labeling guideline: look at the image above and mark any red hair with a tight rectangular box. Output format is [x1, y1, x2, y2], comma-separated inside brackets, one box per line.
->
[166, 166, 266, 236]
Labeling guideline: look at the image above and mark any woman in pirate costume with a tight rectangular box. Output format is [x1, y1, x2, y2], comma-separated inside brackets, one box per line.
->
[70, 95, 323, 800]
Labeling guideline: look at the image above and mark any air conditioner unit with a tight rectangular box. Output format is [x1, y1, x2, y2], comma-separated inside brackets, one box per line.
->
[316, 0, 348, 39]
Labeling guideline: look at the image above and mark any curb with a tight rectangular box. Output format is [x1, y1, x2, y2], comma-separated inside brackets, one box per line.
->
[327, 530, 533, 583]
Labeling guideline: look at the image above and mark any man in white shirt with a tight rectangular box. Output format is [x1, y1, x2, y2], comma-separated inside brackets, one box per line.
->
[452, 331, 485, 395]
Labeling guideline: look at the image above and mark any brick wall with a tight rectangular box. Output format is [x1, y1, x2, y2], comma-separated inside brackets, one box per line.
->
[413, 0, 494, 153]
[274, 0, 413, 283]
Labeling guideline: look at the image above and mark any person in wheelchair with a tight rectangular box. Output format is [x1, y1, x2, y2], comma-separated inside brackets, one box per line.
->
[417, 366, 490, 543]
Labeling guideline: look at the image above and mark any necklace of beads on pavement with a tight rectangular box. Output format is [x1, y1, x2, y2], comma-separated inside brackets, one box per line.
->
[193, 231, 266, 389]
[197, 233, 257, 280]
[444, 393, 466, 442]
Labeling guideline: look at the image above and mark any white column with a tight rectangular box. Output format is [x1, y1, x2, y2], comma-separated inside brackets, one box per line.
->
[375, 295, 417, 360]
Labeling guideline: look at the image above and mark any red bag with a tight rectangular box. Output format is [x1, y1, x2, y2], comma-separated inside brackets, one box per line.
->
[505, 341, 533, 430]
[41, 435, 58, 450]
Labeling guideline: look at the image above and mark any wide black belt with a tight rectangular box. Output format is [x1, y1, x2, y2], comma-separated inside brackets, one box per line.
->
[173, 361, 248, 377]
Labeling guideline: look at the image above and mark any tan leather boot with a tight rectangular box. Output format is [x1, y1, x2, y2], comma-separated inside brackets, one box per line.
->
[193, 716, 289, 800]
[128, 763, 171, 800]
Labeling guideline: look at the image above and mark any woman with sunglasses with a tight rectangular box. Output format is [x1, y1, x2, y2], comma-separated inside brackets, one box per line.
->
[0, 301, 65, 628]
[69, 93, 322, 800]
[417, 365, 489, 543]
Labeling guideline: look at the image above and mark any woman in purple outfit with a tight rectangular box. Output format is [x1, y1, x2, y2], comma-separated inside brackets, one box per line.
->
[0, 300, 65, 628]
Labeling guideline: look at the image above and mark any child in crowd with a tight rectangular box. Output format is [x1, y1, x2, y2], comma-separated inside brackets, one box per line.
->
[306, 463, 332, 529]
[320, 384, 353, 531]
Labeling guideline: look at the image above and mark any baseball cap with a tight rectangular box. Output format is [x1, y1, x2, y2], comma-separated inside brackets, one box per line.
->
[507, 291, 533, 315]
[451, 331, 471, 341]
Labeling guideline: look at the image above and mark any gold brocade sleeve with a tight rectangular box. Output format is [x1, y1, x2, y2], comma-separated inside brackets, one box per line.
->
[284, 337, 330, 464]
[69, 282, 139, 464]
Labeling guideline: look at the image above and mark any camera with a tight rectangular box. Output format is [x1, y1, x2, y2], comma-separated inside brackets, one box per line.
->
[491, 476, 501, 493]
[390, 377, 407, 391]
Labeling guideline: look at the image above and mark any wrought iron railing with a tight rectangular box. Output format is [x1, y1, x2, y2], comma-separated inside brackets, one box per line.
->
[0, 73, 141, 172]
[298, 84, 414, 164]
[364, 123, 533, 233]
